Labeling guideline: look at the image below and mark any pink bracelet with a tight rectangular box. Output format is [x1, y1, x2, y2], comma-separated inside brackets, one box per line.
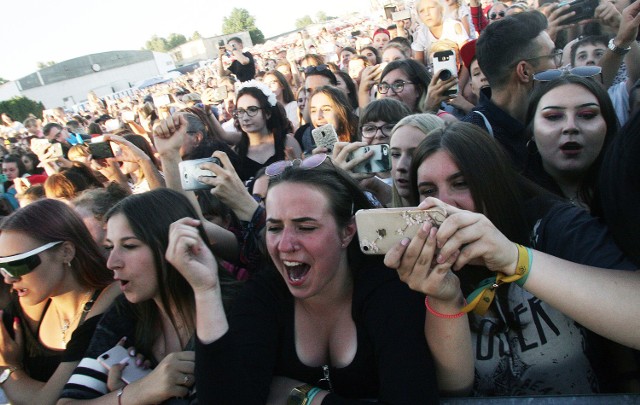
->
[425, 296, 466, 319]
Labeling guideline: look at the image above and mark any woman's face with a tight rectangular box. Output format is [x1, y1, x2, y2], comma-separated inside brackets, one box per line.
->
[533, 84, 607, 181]
[418, 0, 443, 28]
[341, 50, 354, 68]
[0, 230, 66, 306]
[361, 49, 378, 66]
[21, 156, 34, 172]
[265, 182, 354, 300]
[310, 93, 339, 130]
[379, 69, 420, 111]
[416, 150, 475, 210]
[362, 120, 394, 146]
[236, 94, 269, 134]
[390, 125, 429, 200]
[105, 214, 158, 304]
[263, 74, 283, 99]
[2, 162, 19, 181]
[373, 33, 390, 52]
[382, 47, 406, 63]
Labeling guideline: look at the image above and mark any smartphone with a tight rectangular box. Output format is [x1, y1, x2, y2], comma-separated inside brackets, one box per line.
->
[98, 345, 151, 384]
[392, 9, 411, 21]
[432, 50, 458, 97]
[88, 141, 115, 159]
[558, 0, 599, 24]
[311, 124, 339, 153]
[179, 157, 221, 191]
[121, 111, 135, 122]
[347, 144, 391, 174]
[152, 94, 172, 107]
[50, 142, 64, 158]
[212, 86, 228, 101]
[218, 39, 225, 47]
[356, 207, 447, 254]
[104, 119, 121, 132]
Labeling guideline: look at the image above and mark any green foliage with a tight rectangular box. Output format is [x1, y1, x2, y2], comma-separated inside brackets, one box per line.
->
[0, 97, 44, 122]
[317, 11, 328, 22]
[145, 35, 169, 52]
[167, 33, 187, 49]
[222, 8, 265, 44]
[0, 78, 7, 85]
[36, 61, 56, 69]
[295, 15, 314, 29]
[191, 31, 202, 40]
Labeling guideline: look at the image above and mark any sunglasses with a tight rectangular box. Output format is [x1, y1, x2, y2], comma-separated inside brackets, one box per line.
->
[265, 153, 329, 177]
[0, 241, 63, 279]
[533, 65, 602, 81]
[489, 10, 506, 20]
[304, 64, 330, 75]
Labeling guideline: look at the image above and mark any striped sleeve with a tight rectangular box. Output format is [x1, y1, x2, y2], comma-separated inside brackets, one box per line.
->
[59, 357, 109, 399]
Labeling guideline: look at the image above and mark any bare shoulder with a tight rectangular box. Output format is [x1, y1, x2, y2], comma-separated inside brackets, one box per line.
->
[87, 283, 122, 319]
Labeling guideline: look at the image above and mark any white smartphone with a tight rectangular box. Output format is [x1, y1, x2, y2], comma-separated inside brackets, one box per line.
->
[179, 157, 221, 191]
[98, 345, 151, 384]
[347, 144, 391, 174]
[356, 207, 447, 254]
[311, 124, 339, 153]
[432, 50, 458, 97]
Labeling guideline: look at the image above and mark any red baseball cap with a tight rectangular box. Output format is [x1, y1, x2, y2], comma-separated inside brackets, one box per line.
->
[460, 40, 477, 70]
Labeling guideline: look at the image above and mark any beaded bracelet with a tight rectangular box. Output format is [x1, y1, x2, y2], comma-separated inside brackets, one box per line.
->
[425, 296, 466, 319]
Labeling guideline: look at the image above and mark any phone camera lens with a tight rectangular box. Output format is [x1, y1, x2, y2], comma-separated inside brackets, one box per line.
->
[439, 70, 452, 80]
[102, 354, 110, 360]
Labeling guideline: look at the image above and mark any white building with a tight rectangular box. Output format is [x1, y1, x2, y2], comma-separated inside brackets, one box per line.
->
[7, 50, 175, 109]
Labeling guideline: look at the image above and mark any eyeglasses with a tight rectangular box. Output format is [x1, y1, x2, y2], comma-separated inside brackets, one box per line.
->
[265, 153, 329, 177]
[489, 10, 506, 20]
[522, 49, 564, 68]
[378, 80, 413, 94]
[233, 106, 262, 118]
[304, 64, 330, 75]
[0, 241, 63, 279]
[533, 65, 602, 82]
[361, 123, 395, 138]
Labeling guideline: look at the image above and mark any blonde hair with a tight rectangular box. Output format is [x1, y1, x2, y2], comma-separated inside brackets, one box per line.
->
[390, 113, 446, 207]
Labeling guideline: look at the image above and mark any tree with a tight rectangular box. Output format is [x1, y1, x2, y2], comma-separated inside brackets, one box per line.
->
[191, 31, 202, 40]
[222, 8, 265, 44]
[37, 61, 56, 69]
[295, 15, 314, 29]
[317, 11, 328, 22]
[167, 33, 187, 49]
[0, 96, 44, 122]
[145, 35, 169, 52]
[0, 78, 7, 85]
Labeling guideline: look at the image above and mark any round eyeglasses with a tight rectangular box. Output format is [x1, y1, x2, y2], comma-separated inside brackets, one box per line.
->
[361, 123, 395, 139]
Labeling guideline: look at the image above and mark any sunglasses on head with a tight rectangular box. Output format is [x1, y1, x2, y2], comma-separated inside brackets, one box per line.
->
[489, 10, 506, 20]
[533, 66, 602, 82]
[265, 153, 329, 177]
[0, 241, 63, 279]
[304, 64, 330, 75]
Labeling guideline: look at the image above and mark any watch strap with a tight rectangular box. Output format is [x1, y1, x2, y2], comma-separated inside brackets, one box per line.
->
[608, 38, 631, 56]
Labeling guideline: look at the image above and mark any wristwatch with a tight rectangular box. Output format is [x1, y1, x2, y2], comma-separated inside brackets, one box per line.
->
[0, 366, 20, 384]
[608, 38, 631, 56]
[287, 384, 314, 405]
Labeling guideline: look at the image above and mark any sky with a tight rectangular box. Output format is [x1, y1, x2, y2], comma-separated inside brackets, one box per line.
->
[0, 0, 372, 81]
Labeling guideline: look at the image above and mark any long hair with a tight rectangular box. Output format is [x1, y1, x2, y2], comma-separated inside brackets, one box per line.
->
[0, 199, 112, 289]
[234, 86, 288, 161]
[268, 160, 373, 270]
[381, 59, 432, 112]
[264, 71, 295, 104]
[389, 113, 445, 207]
[524, 75, 618, 208]
[334, 70, 360, 110]
[105, 189, 238, 358]
[310, 86, 359, 142]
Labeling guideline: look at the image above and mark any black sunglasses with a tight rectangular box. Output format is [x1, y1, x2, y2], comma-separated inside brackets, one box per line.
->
[489, 10, 506, 20]
[304, 64, 330, 75]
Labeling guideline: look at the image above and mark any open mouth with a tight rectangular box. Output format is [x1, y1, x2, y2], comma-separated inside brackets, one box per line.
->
[283, 260, 310, 284]
[560, 142, 582, 154]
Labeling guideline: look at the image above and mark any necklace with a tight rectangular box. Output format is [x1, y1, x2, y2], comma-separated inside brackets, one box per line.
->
[56, 290, 94, 345]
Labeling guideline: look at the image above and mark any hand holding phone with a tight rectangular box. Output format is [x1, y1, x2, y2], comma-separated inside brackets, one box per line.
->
[347, 144, 391, 174]
[179, 157, 222, 191]
[98, 344, 151, 384]
[311, 124, 339, 153]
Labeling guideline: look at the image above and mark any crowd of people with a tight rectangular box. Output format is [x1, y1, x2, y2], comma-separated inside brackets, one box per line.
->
[0, 0, 639, 403]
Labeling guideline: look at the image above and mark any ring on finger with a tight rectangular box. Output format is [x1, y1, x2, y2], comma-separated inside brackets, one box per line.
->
[182, 374, 190, 385]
